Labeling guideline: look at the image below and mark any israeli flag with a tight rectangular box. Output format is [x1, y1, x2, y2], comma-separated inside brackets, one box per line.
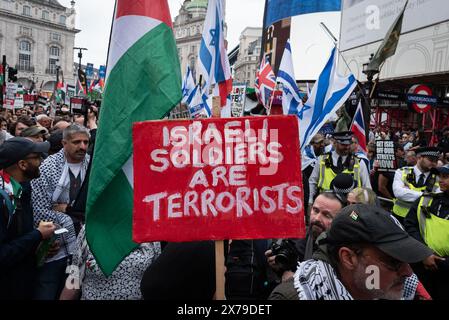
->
[188, 85, 211, 118]
[181, 66, 196, 103]
[299, 46, 357, 150]
[198, 0, 232, 107]
[277, 39, 303, 115]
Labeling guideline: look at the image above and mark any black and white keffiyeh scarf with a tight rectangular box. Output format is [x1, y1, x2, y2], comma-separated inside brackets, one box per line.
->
[293, 259, 353, 300]
[293, 259, 419, 300]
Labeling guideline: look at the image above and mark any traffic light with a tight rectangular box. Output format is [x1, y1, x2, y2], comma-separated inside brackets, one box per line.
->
[8, 67, 17, 82]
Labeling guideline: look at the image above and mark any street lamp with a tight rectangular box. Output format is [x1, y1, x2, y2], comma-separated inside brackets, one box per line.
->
[74, 47, 88, 72]
[362, 53, 379, 98]
[361, 53, 379, 138]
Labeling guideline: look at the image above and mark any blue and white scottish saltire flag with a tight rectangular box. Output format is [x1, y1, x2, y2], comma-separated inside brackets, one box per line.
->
[188, 84, 211, 118]
[198, 0, 232, 107]
[181, 66, 196, 103]
[265, 0, 341, 27]
[277, 39, 303, 115]
[299, 46, 357, 151]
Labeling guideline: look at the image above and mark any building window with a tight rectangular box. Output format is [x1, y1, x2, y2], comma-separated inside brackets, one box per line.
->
[20, 26, 32, 37]
[50, 46, 60, 57]
[48, 46, 60, 74]
[59, 15, 66, 25]
[190, 45, 196, 54]
[22, 5, 31, 16]
[18, 40, 31, 71]
[50, 32, 61, 42]
[42, 10, 49, 20]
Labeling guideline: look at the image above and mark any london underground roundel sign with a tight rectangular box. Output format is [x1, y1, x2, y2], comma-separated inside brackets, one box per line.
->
[408, 84, 433, 114]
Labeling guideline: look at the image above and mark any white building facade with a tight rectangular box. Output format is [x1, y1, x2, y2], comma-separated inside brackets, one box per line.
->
[0, 0, 79, 94]
[173, 0, 208, 83]
[233, 27, 262, 87]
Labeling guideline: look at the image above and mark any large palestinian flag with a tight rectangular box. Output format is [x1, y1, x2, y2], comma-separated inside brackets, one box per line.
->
[86, 0, 182, 275]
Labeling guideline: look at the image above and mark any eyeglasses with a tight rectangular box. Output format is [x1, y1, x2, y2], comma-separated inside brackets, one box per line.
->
[375, 255, 406, 272]
[348, 245, 406, 273]
[359, 248, 406, 272]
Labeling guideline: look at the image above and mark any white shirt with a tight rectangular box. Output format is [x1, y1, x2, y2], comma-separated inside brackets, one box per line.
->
[67, 162, 82, 178]
[308, 151, 372, 203]
[392, 165, 430, 203]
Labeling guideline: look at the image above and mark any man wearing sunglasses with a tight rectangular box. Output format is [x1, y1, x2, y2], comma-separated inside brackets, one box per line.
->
[404, 164, 449, 300]
[0, 137, 56, 299]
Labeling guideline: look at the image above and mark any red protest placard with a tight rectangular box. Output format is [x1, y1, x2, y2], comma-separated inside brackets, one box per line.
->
[133, 115, 305, 242]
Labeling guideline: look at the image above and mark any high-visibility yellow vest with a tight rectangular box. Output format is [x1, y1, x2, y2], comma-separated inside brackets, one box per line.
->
[392, 167, 438, 218]
[317, 153, 361, 193]
[417, 195, 449, 257]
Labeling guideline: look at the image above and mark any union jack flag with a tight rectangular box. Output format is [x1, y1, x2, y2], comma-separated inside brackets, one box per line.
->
[350, 100, 367, 153]
[255, 57, 276, 109]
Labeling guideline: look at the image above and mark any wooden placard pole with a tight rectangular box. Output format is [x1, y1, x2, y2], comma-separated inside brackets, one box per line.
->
[214, 240, 225, 300]
[212, 95, 225, 300]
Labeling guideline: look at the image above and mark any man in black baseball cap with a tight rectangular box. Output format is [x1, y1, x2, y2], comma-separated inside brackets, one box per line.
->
[0, 137, 49, 174]
[326, 204, 432, 264]
[0, 137, 55, 299]
[291, 204, 433, 300]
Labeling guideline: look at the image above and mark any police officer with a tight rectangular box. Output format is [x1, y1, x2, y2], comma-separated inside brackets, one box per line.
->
[392, 147, 440, 224]
[308, 131, 371, 208]
[404, 163, 449, 300]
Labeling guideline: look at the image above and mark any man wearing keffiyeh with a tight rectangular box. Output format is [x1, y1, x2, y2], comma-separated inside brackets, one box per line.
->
[269, 204, 433, 300]
[31, 124, 90, 300]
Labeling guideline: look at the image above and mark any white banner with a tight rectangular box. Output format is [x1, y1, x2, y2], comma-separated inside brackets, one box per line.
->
[340, 0, 449, 51]
[6, 83, 17, 100]
[14, 95, 24, 109]
[230, 84, 246, 117]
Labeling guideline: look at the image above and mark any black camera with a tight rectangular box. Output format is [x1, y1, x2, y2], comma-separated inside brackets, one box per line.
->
[270, 239, 300, 273]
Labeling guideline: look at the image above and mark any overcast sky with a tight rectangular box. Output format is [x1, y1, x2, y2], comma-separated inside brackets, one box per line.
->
[59, 0, 339, 79]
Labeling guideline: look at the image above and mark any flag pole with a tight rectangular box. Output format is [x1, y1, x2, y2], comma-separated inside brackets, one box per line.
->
[211, 94, 225, 300]
[320, 22, 371, 141]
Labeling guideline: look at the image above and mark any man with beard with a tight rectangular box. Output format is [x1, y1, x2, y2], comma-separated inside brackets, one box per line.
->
[31, 124, 90, 300]
[267, 192, 344, 299]
[292, 205, 433, 300]
[0, 137, 56, 299]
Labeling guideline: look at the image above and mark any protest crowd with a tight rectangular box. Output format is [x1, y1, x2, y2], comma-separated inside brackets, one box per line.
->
[1, 0, 449, 302]
[1, 91, 449, 301]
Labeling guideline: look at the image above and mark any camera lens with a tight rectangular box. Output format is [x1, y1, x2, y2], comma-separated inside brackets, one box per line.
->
[274, 253, 289, 267]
